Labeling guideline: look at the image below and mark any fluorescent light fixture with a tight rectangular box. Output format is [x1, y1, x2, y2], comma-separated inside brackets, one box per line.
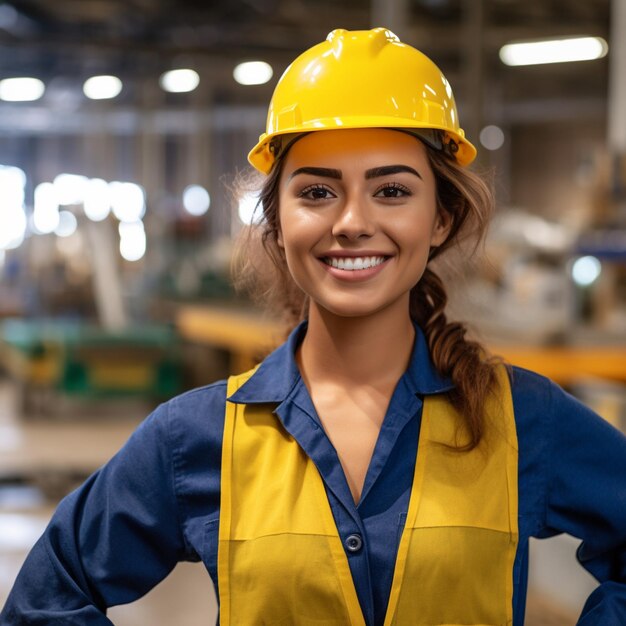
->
[233, 61, 273, 86]
[0, 77, 45, 102]
[83, 75, 123, 100]
[159, 68, 200, 93]
[500, 36, 608, 66]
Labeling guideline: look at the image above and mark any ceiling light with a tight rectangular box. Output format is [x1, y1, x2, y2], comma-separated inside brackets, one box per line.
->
[499, 36, 608, 66]
[33, 182, 60, 234]
[572, 256, 601, 286]
[53, 173, 87, 205]
[233, 61, 273, 86]
[479, 125, 505, 151]
[0, 77, 45, 102]
[55, 210, 78, 238]
[0, 165, 27, 250]
[83, 178, 111, 222]
[83, 75, 123, 100]
[159, 69, 200, 93]
[110, 181, 146, 222]
[237, 191, 262, 225]
[119, 220, 146, 262]
[183, 184, 210, 216]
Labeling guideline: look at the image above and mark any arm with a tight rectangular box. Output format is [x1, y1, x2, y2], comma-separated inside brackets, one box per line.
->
[540, 380, 626, 624]
[0, 402, 189, 625]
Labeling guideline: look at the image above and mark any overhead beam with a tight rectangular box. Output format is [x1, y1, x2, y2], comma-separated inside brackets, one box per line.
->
[0, 96, 606, 138]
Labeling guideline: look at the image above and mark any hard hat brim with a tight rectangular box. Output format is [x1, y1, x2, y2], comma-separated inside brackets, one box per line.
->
[248, 122, 477, 174]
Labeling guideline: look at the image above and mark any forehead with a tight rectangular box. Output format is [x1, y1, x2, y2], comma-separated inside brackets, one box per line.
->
[282, 128, 430, 170]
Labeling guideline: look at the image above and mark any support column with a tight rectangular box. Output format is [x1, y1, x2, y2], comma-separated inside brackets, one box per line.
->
[463, 0, 485, 159]
[608, 0, 626, 154]
[371, 0, 410, 40]
[608, 0, 626, 220]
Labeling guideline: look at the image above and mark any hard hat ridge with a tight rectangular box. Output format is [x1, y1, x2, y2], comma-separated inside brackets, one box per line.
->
[326, 27, 400, 58]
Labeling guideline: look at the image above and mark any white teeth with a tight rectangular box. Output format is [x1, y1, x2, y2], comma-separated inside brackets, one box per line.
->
[324, 256, 386, 270]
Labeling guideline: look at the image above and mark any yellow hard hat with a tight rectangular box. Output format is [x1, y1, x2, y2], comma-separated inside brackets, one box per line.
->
[248, 27, 476, 173]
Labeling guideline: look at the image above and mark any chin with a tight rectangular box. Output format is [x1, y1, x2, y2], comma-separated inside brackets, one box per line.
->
[311, 296, 408, 321]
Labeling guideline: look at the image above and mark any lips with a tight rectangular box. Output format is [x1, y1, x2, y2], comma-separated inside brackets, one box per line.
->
[322, 255, 388, 271]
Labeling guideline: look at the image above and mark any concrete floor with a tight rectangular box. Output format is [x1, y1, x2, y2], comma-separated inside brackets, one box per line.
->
[0, 377, 595, 624]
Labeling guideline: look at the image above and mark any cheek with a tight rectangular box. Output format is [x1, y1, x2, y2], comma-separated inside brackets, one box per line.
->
[397, 212, 439, 247]
[278, 206, 324, 250]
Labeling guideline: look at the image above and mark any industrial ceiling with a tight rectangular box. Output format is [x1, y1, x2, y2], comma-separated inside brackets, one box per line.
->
[0, 0, 611, 144]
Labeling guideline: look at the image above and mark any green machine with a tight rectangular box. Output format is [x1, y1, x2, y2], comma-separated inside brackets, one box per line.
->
[0, 319, 181, 414]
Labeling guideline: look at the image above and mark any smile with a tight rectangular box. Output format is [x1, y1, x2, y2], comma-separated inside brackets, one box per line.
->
[322, 256, 388, 271]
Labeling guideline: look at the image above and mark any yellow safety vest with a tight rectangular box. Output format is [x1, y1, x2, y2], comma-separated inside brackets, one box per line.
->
[218, 366, 518, 625]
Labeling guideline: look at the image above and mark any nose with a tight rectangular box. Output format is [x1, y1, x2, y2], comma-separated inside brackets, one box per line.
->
[331, 197, 375, 241]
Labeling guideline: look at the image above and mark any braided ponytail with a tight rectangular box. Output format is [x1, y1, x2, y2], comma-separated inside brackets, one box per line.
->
[410, 268, 500, 450]
[410, 145, 502, 450]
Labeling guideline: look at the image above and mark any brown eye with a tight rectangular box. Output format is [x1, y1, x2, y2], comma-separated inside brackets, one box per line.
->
[381, 187, 401, 198]
[374, 183, 411, 199]
[299, 184, 336, 201]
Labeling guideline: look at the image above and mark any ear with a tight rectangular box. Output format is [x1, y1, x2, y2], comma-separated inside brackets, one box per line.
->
[276, 228, 284, 249]
[430, 210, 452, 248]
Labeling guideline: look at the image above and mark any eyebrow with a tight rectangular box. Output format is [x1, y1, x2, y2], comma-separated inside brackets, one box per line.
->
[288, 167, 342, 181]
[365, 165, 422, 180]
[287, 164, 422, 182]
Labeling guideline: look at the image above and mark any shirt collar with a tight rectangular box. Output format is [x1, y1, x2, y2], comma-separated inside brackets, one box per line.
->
[227, 320, 454, 404]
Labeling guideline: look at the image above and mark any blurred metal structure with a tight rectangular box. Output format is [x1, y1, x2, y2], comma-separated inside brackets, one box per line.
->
[608, 0, 626, 154]
[370, 0, 410, 40]
[608, 0, 626, 223]
[0, 0, 612, 114]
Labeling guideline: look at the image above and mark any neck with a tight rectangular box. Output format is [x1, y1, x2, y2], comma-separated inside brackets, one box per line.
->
[298, 299, 415, 390]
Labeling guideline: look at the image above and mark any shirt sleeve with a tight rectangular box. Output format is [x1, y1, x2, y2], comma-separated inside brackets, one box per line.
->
[0, 401, 189, 625]
[539, 379, 626, 624]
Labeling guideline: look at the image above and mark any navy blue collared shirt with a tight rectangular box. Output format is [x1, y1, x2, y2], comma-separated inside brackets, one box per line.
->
[3, 322, 626, 625]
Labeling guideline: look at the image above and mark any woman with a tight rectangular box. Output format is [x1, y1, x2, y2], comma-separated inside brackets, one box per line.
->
[2, 28, 626, 626]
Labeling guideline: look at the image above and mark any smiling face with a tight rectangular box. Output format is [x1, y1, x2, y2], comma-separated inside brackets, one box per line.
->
[277, 128, 449, 320]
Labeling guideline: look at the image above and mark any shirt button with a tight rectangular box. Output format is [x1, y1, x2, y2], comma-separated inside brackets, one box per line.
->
[345, 534, 363, 553]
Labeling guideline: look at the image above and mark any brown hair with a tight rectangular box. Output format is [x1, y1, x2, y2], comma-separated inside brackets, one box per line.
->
[233, 134, 501, 449]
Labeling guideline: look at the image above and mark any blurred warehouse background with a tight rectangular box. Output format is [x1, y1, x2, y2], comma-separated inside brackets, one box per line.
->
[0, 0, 625, 623]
